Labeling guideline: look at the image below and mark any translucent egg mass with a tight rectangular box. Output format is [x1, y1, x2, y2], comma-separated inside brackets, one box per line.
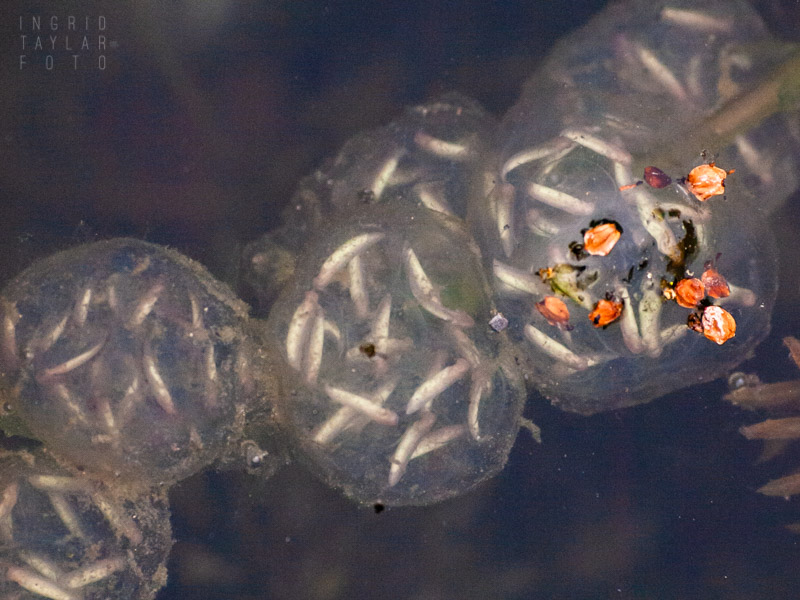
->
[477, 128, 777, 416]
[0, 239, 253, 488]
[0, 448, 172, 600]
[268, 205, 525, 505]
[470, 0, 787, 415]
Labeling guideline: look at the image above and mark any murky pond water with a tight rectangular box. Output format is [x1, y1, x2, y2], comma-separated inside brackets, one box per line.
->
[2, 0, 800, 598]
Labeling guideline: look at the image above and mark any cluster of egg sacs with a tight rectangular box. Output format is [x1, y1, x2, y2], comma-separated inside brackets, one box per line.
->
[0, 0, 798, 597]
[0, 239, 259, 600]
[485, 0, 796, 414]
[249, 0, 792, 499]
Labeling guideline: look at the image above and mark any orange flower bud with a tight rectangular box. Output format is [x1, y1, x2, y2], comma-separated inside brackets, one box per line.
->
[583, 222, 621, 256]
[701, 306, 736, 345]
[536, 296, 570, 327]
[588, 298, 623, 328]
[674, 278, 705, 308]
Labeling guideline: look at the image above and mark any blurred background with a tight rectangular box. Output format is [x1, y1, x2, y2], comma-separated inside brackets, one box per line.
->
[2, 0, 800, 598]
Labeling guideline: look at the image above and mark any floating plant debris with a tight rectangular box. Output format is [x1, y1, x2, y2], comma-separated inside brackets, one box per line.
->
[489, 312, 509, 332]
[686, 162, 735, 201]
[701, 263, 731, 298]
[644, 165, 672, 188]
[701, 305, 736, 345]
[724, 337, 800, 498]
[588, 298, 623, 328]
[674, 277, 706, 308]
[536, 296, 571, 327]
[583, 221, 622, 256]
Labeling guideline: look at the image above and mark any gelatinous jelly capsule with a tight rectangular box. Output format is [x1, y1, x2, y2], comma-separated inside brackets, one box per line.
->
[498, 0, 800, 217]
[477, 113, 777, 415]
[268, 205, 525, 506]
[686, 163, 734, 201]
[0, 448, 172, 600]
[303, 94, 494, 222]
[242, 95, 496, 314]
[476, 0, 793, 416]
[0, 238, 254, 489]
[476, 0, 786, 415]
[324, 94, 495, 220]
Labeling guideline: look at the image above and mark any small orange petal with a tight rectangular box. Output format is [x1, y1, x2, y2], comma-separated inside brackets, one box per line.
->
[583, 222, 622, 256]
[674, 278, 705, 308]
[536, 296, 570, 327]
[686, 163, 731, 201]
[701, 306, 736, 345]
[701, 266, 730, 298]
[588, 298, 623, 328]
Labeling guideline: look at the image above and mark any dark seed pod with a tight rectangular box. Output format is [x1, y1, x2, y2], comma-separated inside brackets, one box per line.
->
[644, 166, 672, 188]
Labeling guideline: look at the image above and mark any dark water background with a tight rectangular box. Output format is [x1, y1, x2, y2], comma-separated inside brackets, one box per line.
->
[2, 1, 800, 598]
